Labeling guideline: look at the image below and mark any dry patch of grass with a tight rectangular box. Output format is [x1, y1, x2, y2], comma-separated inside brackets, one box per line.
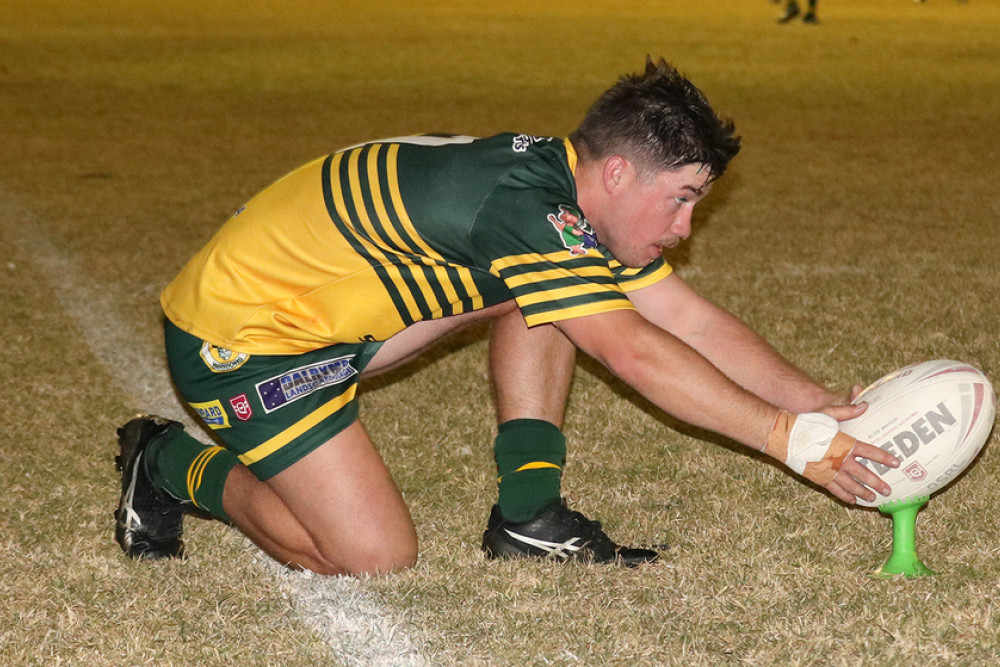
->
[2, 0, 998, 664]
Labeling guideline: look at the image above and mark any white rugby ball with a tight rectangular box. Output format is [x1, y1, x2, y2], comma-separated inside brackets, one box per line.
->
[840, 359, 996, 508]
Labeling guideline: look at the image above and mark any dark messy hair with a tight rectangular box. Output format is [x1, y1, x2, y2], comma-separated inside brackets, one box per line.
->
[569, 57, 741, 181]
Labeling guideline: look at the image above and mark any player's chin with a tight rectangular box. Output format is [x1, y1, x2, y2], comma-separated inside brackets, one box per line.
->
[617, 253, 655, 269]
[642, 247, 665, 265]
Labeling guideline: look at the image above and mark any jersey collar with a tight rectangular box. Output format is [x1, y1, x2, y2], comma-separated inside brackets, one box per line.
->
[562, 138, 578, 175]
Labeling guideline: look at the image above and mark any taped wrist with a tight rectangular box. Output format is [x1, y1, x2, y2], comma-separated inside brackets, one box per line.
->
[761, 410, 857, 486]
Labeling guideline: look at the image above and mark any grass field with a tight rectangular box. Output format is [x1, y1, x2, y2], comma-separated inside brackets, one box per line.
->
[2, 0, 999, 664]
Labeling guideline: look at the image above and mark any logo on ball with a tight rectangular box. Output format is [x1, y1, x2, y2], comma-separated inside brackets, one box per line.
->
[903, 462, 927, 482]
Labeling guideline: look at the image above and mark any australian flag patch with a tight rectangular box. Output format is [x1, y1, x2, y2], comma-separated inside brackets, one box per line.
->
[255, 356, 357, 413]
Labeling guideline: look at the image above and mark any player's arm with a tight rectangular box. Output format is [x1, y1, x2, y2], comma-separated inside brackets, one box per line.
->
[554, 308, 899, 504]
[627, 272, 848, 413]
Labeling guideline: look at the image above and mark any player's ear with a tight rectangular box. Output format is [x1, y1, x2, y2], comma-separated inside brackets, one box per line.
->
[602, 155, 628, 193]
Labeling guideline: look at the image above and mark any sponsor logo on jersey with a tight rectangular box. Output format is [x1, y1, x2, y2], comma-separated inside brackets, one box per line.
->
[255, 355, 357, 413]
[511, 134, 552, 153]
[190, 399, 231, 430]
[547, 204, 598, 256]
[200, 341, 250, 373]
[229, 393, 253, 422]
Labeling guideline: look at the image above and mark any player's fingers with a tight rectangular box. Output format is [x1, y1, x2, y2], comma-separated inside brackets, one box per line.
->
[837, 457, 892, 498]
[850, 440, 900, 469]
[824, 480, 860, 505]
[819, 433, 899, 506]
[824, 386, 863, 408]
[833, 469, 877, 503]
[819, 402, 867, 422]
[828, 470, 877, 504]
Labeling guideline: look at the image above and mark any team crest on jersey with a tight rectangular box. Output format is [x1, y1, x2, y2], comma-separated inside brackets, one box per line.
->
[200, 341, 250, 373]
[511, 134, 552, 153]
[190, 399, 231, 430]
[255, 355, 358, 413]
[547, 204, 598, 255]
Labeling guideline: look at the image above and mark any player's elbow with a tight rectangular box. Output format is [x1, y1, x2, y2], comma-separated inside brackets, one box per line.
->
[599, 342, 657, 386]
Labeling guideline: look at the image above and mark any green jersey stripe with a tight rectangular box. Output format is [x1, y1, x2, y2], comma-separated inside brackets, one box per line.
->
[513, 282, 628, 308]
[519, 295, 632, 325]
[322, 153, 417, 327]
[497, 260, 617, 283]
[344, 147, 436, 321]
[366, 145, 457, 317]
[382, 144, 486, 314]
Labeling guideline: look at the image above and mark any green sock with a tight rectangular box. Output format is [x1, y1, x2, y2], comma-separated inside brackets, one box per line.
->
[146, 427, 238, 523]
[494, 419, 566, 523]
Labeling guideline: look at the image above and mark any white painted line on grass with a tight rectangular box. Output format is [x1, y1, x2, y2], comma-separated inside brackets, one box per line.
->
[2, 201, 428, 667]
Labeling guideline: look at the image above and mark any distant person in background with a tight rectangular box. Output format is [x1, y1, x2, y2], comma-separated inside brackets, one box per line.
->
[778, 0, 818, 23]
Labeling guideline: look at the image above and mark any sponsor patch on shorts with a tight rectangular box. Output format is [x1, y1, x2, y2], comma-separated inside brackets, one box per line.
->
[255, 355, 357, 413]
[190, 399, 231, 430]
[200, 341, 250, 373]
[229, 393, 253, 422]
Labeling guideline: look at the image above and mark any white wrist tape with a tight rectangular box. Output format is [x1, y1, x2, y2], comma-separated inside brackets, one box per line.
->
[762, 410, 858, 486]
[784, 412, 840, 475]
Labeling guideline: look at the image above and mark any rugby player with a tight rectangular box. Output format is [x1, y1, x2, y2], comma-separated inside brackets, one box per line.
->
[114, 58, 898, 574]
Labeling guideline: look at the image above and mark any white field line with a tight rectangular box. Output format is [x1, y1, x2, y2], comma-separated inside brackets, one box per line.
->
[2, 203, 428, 667]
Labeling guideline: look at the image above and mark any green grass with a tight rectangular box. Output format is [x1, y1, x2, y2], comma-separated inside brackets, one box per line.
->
[1, 0, 999, 664]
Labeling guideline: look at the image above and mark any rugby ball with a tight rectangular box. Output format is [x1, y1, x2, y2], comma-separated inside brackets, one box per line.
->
[840, 360, 996, 508]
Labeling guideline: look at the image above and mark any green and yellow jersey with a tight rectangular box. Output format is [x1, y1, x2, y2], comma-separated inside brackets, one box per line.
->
[161, 134, 671, 355]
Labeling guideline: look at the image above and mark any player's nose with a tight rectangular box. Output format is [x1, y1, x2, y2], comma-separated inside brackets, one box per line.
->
[671, 207, 693, 239]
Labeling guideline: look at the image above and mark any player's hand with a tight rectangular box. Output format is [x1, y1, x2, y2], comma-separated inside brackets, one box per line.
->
[824, 440, 899, 505]
[815, 384, 866, 419]
[761, 408, 899, 504]
[816, 396, 900, 504]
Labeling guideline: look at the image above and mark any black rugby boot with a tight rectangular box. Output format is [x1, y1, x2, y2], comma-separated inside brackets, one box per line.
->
[482, 500, 660, 567]
[114, 415, 187, 560]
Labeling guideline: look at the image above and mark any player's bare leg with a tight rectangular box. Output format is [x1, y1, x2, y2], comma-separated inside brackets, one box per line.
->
[222, 420, 416, 576]
[482, 308, 659, 566]
[488, 311, 575, 521]
[222, 302, 522, 575]
[489, 309, 576, 426]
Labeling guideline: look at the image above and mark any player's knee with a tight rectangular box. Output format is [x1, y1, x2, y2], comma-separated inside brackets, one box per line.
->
[349, 543, 418, 576]
[316, 533, 418, 577]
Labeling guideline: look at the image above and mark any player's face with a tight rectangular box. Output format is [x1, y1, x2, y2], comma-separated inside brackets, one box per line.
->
[598, 162, 713, 268]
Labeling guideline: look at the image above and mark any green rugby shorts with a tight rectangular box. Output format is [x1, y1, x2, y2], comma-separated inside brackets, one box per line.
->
[164, 318, 382, 480]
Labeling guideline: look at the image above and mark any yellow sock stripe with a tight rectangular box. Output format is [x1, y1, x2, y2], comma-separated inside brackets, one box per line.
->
[497, 461, 562, 483]
[187, 446, 225, 508]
